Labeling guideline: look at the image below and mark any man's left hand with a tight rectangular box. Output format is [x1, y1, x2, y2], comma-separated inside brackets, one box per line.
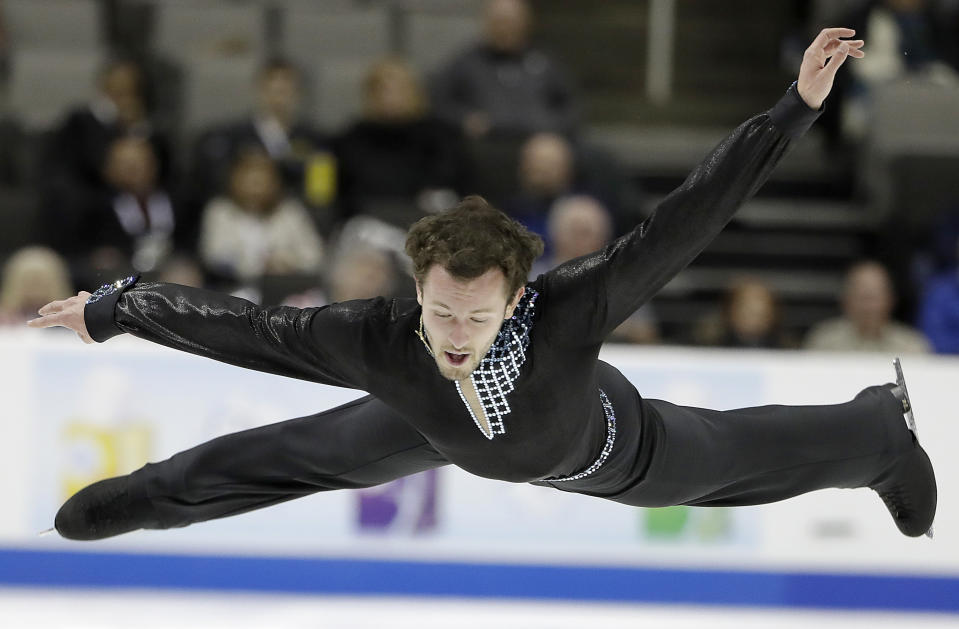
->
[797, 27, 865, 110]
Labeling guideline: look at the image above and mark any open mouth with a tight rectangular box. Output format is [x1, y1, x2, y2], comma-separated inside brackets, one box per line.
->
[444, 351, 469, 366]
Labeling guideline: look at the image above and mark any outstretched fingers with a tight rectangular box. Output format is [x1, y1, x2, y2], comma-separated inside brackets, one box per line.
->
[811, 27, 857, 49]
[37, 292, 90, 315]
[824, 38, 865, 58]
[37, 298, 69, 316]
[27, 310, 65, 329]
[821, 42, 859, 81]
[796, 27, 865, 110]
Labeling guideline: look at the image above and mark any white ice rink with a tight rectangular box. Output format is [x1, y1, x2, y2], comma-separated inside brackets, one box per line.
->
[1, 589, 958, 629]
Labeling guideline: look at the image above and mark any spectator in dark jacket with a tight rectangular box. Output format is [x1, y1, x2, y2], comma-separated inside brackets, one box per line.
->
[430, 0, 579, 140]
[67, 137, 183, 285]
[336, 58, 467, 227]
[189, 59, 335, 227]
[918, 232, 959, 354]
[40, 59, 174, 255]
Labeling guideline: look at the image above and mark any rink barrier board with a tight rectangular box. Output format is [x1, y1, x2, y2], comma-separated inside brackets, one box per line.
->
[0, 548, 957, 613]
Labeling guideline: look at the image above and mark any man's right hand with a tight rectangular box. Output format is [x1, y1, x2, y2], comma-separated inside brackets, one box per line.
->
[27, 292, 95, 343]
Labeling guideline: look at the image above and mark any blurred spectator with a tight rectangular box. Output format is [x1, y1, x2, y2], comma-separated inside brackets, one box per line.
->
[189, 59, 335, 226]
[504, 132, 644, 241]
[327, 246, 399, 303]
[67, 137, 183, 285]
[504, 132, 575, 238]
[199, 150, 324, 285]
[0, 247, 72, 326]
[853, 0, 957, 82]
[694, 278, 796, 349]
[155, 254, 205, 289]
[842, 0, 958, 137]
[804, 260, 931, 353]
[537, 195, 659, 344]
[43, 58, 173, 206]
[431, 0, 579, 139]
[918, 232, 959, 353]
[911, 208, 959, 296]
[538, 194, 611, 270]
[335, 58, 467, 227]
[40, 59, 175, 276]
[282, 245, 402, 308]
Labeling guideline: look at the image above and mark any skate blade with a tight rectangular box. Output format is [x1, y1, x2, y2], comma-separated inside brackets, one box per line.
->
[893, 357, 918, 437]
[894, 358, 936, 539]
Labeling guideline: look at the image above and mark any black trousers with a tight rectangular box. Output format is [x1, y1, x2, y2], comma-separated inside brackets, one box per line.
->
[123, 381, 911, 531]
[132, 395, 448, 529]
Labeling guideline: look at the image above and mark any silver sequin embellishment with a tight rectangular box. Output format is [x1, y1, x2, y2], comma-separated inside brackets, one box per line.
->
[453, 289, 538, 440]
[549, 389, 617, 482]
[86, 276, 137, 305]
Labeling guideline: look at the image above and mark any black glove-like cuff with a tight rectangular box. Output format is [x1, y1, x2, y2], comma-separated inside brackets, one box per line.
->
[83, 275, 139, 343]
[768, 81, 822, 140]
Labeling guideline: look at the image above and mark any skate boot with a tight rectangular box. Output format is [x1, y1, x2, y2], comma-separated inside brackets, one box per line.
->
[55, 475, 158, 540]
[869, 358, 936, 538]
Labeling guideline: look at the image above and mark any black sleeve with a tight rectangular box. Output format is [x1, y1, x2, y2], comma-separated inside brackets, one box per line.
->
[84, 278, 379, 389]
[538, 83, 820, 346]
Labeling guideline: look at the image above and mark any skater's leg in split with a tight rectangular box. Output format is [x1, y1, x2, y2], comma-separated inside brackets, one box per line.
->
[612, 379, 935, 536]
[55, 395, 448, 540]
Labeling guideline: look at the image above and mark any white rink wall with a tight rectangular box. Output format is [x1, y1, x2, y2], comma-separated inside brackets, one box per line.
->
[0, 330, 956, 612]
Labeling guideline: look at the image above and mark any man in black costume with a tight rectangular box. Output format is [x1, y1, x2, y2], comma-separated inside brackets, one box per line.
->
[31, 29, 936, 541]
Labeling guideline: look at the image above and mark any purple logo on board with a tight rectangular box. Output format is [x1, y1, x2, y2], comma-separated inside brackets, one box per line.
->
[356, 470, 438, 534]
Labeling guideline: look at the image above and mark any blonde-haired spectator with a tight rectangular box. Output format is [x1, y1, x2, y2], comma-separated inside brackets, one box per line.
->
[362, 58, 428, 124]
[336, 58, 466, 225]
[0, 247, 73, 325]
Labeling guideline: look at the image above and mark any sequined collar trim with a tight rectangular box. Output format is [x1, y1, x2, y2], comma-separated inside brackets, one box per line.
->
[417, 288, 538, 440]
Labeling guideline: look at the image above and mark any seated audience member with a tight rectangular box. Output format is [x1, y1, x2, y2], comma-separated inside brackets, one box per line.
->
[155, 254, 205, 289]
[71, 137, 181, 284]
[695, 278, 795, 349]
[504, 132, 644, 239]
[190, 59, 335, 221]
[336, 58, 466, 227]
[804, 260, 931, 353]
[42, 58, 172, 221]
[199, 150, 324, 286]
[536, 194, 611, 272]
[853, 0, 957, 83]
[282, 245, 401, 308]
[842, 0, 958, 137]
[539, 195, 659, 344]
[0, 247, 72, 326]
[918, 233, 959, 354]
[503, 132, 575, 238]
[431, 0, 579, 140]
[327, 246, 399, 303]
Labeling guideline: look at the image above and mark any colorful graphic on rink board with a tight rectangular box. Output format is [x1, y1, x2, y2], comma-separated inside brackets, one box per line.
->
[357, 470, 439, 534]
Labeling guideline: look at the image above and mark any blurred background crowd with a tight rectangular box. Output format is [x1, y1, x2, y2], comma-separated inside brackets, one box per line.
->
[0, 0, 957, 354]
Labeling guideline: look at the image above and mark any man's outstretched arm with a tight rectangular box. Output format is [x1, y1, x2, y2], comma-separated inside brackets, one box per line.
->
[28, 278, 376, 389]
[539, 28, 864, 345]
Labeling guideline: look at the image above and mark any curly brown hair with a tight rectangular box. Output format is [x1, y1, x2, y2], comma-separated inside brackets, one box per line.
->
[405, 196, 544, 297]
